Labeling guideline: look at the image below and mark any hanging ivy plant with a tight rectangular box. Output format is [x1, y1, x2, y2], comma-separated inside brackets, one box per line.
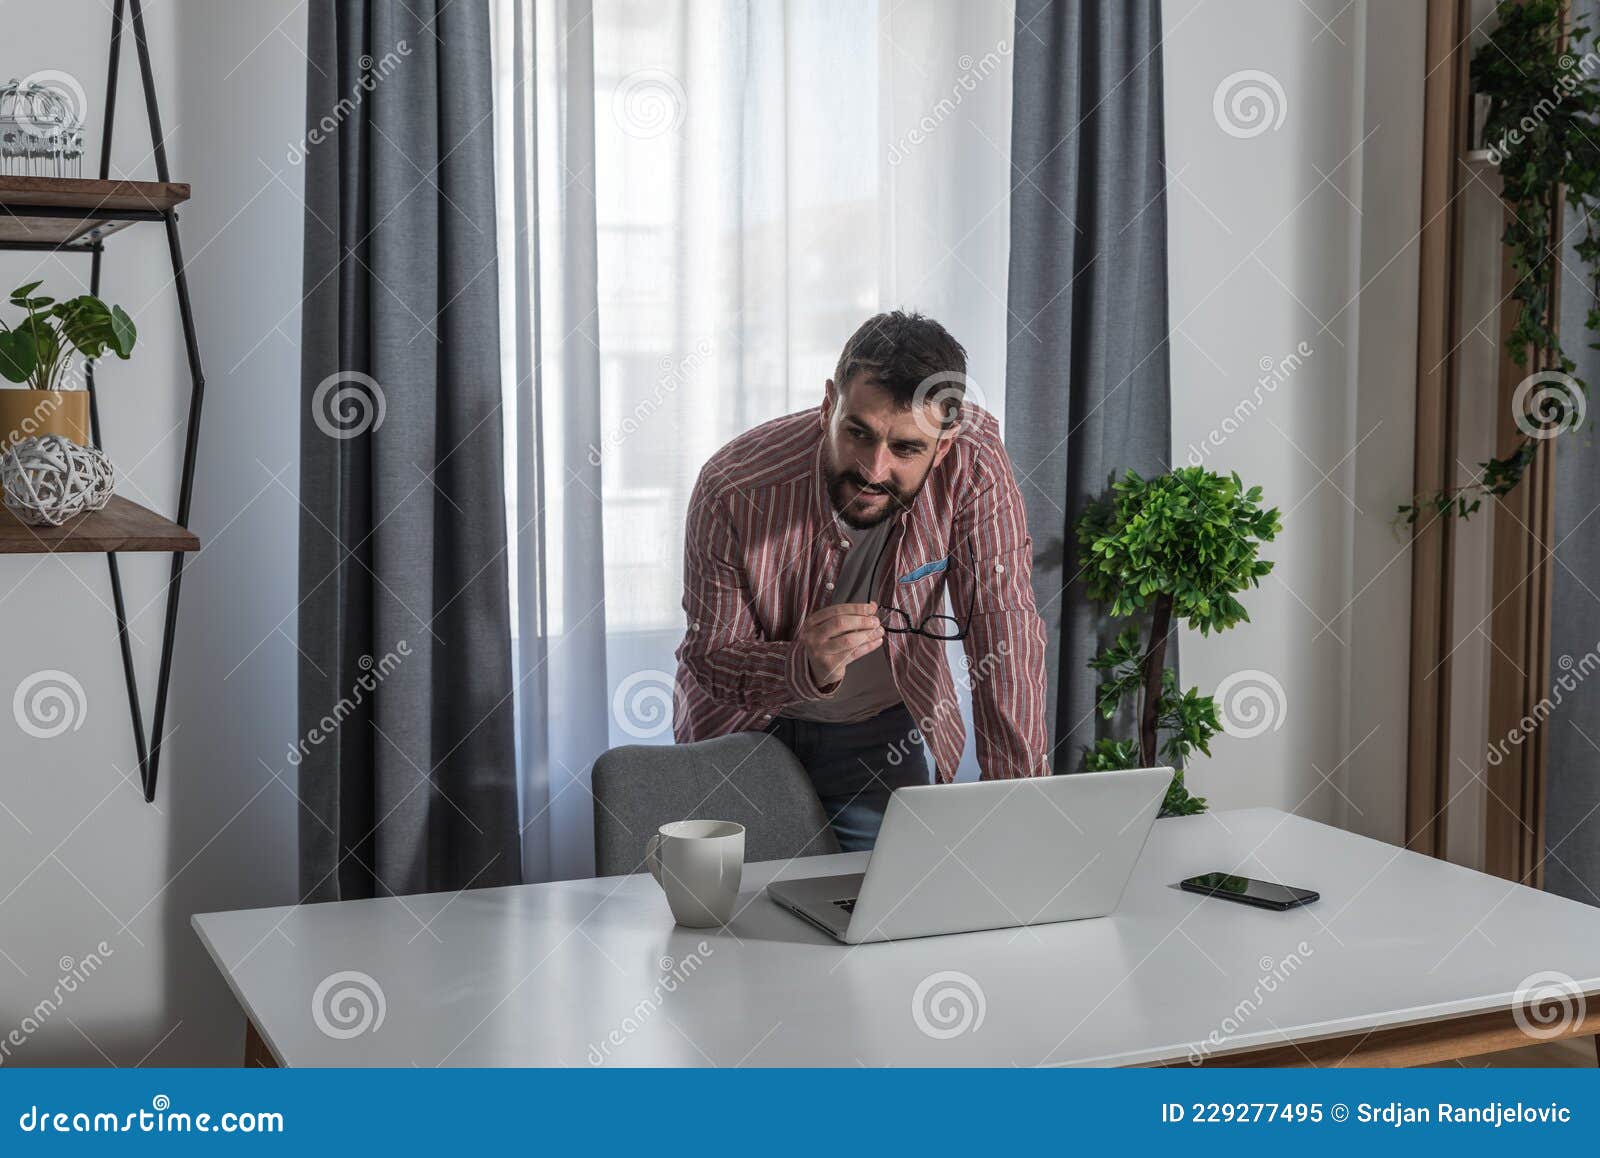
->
[1399, 0, 1600, 525]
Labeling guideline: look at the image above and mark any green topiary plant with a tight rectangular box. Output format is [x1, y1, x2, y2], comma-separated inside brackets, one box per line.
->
[1074, 468, 1281, 816]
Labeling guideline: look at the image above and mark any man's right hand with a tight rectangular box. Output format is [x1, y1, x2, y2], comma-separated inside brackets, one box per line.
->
[800, 602, 884, 692]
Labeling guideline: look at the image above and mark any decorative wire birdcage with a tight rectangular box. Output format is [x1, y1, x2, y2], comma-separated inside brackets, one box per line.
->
[0, 77, 85, 177]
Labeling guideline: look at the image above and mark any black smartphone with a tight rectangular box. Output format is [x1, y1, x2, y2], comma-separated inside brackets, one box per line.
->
[1179, 872, 1319, 911]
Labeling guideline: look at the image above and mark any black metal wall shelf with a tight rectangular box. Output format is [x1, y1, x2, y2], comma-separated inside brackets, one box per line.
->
[0, 179, 188, 251]
[0, 0, 207, 802]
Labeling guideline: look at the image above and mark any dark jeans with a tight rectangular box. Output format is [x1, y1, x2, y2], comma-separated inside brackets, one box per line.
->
[764, 704, 931, 852]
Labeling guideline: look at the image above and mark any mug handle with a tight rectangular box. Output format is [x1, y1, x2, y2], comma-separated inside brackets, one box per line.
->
[644, 833, 664, 884]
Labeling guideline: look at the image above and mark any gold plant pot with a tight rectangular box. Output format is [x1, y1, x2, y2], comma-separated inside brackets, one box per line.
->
[0, 389, 91, 452]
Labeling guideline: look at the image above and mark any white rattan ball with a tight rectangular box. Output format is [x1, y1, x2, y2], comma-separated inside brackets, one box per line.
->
[2, 434, 114, 526]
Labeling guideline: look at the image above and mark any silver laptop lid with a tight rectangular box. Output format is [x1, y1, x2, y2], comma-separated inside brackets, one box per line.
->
[840, 766, 1171, 944]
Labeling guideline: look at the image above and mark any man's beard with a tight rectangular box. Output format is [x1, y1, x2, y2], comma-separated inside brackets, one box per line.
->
[824, 459, 917, 530]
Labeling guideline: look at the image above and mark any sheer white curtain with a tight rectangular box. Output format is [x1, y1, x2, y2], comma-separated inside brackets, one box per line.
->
[493, 0, 1015, 882]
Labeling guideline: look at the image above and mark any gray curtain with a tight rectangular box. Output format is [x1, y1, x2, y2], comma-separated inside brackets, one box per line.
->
[297, 0, 521, 900]
[1546, 421, 1600, 906]
[1004, 0, 1174, 772]
[1544, 0, 1600, 906]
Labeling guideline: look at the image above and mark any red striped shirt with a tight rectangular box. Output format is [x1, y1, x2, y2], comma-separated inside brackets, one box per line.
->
[673, 403, 1050, 781]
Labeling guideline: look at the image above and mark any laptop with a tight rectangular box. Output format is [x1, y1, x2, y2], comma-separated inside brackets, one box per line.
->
[765, 766, 1171, 944]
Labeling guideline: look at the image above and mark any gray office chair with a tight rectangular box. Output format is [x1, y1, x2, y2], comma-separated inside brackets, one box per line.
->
[592, 731, 841, 877]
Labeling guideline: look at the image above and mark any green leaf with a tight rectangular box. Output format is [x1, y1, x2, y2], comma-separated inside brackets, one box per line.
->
[108, 305, 136, 357]
[53, 296, 115, 360]
[9, 281, 42, 301]
[22, 316, 58, 370]
[0, 327, 36, 382]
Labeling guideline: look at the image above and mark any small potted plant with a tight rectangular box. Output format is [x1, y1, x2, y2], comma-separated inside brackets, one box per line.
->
[0, 280, 136, 451]
[1074, 467, 1281, 815]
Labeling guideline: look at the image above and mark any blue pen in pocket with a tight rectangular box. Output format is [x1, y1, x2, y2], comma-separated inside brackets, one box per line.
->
[897, 556, 949, 583]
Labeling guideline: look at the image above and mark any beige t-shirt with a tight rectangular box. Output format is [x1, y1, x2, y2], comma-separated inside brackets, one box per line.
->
[782, 515, 905, 724]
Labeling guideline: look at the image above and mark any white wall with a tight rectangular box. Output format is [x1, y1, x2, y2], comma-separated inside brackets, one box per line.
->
[0, 0, 304, 1064]
[1163, 0, 1423, 839]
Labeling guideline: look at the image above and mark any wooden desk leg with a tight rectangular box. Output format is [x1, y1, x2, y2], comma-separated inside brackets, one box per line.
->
[243, 1019, 279, 1068]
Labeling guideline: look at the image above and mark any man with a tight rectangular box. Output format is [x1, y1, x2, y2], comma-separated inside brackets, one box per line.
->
[673, 310, 1049, 851]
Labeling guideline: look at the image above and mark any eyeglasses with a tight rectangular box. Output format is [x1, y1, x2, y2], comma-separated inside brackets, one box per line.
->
[870, 532, 977, 641]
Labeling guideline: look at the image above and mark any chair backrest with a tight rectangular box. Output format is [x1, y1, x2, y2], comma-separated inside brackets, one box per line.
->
[592, 731, 841, 877]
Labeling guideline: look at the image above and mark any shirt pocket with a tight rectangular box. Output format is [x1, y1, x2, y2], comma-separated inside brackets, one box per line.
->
[890, 547, 953, 619]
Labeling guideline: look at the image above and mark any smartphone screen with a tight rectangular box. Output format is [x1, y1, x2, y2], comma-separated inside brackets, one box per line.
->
[1180, 872, 1319, 909]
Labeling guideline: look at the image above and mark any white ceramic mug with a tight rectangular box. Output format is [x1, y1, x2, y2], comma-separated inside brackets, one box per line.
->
[645, 819, 745, 928]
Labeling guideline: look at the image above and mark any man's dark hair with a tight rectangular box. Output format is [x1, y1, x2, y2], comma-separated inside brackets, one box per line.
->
[832, 310, 968, 420]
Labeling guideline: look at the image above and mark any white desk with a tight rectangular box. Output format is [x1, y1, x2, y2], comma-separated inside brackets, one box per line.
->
[194, 808, 1600, 1067]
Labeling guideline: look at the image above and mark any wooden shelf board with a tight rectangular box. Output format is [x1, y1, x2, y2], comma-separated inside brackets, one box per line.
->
[0, 176, 191, 247]
[0, 495, 198, 554]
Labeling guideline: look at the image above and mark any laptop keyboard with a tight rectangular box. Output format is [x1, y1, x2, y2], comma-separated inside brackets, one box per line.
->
[832, 898, 857, 914]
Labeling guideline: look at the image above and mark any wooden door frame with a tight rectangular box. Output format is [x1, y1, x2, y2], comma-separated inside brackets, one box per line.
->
[1483, 238, 1559, 886]
[1407, 0, 1560, 880]
[1406, 0, 1472, 858]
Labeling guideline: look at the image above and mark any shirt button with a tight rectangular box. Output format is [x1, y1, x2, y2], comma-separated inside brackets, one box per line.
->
[824, 581, 836, 592]
[839, 539, 850, 549]
[994, 562, 1005, 573]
